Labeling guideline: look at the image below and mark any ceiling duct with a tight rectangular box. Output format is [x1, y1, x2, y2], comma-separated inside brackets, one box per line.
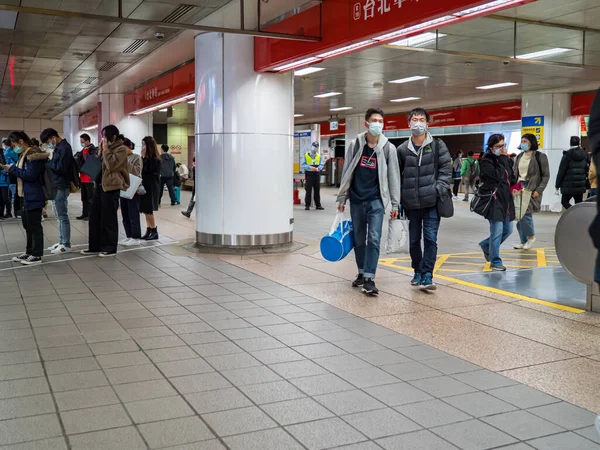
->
[83, 77, 98, 84]
[123, 39, 147, 54]
[162, 5, 195, 23]
[99, 62, 118, 72]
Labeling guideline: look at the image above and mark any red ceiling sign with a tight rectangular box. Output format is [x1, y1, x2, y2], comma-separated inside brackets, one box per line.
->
[78, 107, 98, 130]
[571, 91, 597, 116]
[124, 62, 195, 115]
[255, 0, 534, 72]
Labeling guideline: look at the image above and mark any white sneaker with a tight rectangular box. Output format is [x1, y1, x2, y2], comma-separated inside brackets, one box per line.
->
[514, 243, 524, 249]
[523, 237, 536, 250]
[121, 239, 140, 247]
[47, 243, 60, 251]
[119, 238, 132, 246]
[50, 245, 71, 255]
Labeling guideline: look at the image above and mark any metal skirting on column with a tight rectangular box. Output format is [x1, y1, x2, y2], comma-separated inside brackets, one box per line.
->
[196, 231, 293, 248]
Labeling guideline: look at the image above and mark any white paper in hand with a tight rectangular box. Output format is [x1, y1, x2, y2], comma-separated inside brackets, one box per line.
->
[385, 218, 409, 254]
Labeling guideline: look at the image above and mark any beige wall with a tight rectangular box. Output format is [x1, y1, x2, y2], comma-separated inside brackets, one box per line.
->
[166, 123, 194, 165]
[0, 118, 64, 142]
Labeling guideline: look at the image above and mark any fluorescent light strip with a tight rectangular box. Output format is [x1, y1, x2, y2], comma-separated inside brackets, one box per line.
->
[330, 106, 353, 111]
[188, 100, 195, 104]
[294, 114, 304, 118]
[82, 125, 98, 131]
[476, 82, 519, 90]
[455, 0, 514, 16]
[314, 92, 342, 99]
[131, 93, 195, 116]
[516, 48, 572, 60]
[317, 41, 374, 59]
[274, 57, 321, 72]
[390, 97, 420, 103]
[389, 76, 429, 84]
[389, 32, 446, 47]
[374, 15, 454, 42]
[294, 67, 325, 76]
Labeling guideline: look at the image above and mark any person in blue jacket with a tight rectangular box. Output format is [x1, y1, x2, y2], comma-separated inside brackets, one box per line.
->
[1, 139, 17, 218]
[1, 131, 49, 265]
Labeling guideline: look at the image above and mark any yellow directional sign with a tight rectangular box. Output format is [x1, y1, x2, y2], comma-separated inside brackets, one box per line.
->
[522, 116, 545, 148]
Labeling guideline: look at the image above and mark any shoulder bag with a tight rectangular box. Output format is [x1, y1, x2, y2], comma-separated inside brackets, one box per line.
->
[432, 139, 454, 218]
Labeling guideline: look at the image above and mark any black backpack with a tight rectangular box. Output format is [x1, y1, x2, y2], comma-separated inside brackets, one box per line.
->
[42, 162, 57, 201]
[74, 151, 84, 171]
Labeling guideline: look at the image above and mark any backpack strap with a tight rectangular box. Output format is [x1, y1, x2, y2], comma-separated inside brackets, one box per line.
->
[432, 138, 439, 181]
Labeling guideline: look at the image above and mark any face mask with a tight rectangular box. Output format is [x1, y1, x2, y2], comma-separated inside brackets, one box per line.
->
[411, 122, 427, 136]
[80, 142, 86, 148]
[521, 143, 530, 151]
[311, 146, 318, 153]
[14, 146, 24, 154]
[492, 148, 502, 156]
[47, 143, 55, 150]
[368, 122, 383, 137]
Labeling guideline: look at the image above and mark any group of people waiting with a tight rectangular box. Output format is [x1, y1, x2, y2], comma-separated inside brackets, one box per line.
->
[335, 106, 556, 296]
[0, 125, 186, 265]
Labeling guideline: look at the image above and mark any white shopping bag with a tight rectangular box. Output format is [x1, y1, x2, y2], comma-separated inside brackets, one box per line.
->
[550, 191, 562, 213]
[385, 218, 409, 254]
[120, 173, 143, 200]
[514, 189, 533, 221]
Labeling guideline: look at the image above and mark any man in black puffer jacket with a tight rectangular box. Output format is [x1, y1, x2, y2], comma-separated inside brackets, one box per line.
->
[556, 136, 588, 209]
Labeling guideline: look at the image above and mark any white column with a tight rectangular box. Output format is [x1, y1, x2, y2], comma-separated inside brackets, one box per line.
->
[345, 114, 363, 145]
[98, 93, 152, 152]
[194, 32, 294, 248]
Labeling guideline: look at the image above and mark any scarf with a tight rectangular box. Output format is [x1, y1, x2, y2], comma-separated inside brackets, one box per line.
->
[16, 148, 31, 198]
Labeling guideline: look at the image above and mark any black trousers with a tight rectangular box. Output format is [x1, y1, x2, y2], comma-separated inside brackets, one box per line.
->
[80, 182, 95, 218]
[0, 186, 11, 216]
[89, 188, 120, 253]
[22, 208, 43, 257]
[453, 179, 461, 197]
[305, 173, 321, 208]
[120, 196, 141, 239]
[561, 193, 583, 210]
[159, 177, 177, 205]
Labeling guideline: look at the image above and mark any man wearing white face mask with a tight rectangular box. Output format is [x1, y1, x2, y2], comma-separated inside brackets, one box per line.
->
[302, 141, 324, 210]
[398, 108, 452, 291]
[337, 108, 401, 296]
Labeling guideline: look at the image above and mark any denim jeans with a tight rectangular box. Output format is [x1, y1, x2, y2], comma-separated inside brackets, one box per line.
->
[406, 207, 441, 275]
[480, 218, 513, 267]
[53, 187, 71, 247]
[516, 213, 535, 244]
[350, 199, 385, 279]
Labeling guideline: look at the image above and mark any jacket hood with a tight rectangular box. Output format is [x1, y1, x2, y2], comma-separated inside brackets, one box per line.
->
[406, 132, 434, 155]
[26, 146, 50, 161]
[566, 147, 587, 162]
[357, 132, 389, 153]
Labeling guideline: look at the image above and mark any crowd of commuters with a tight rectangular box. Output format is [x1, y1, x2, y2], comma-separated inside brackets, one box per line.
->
[0, 124, 194, 265]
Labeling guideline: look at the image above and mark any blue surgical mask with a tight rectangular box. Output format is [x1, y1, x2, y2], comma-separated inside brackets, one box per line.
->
[369, 122, 383, 137]
[311, 146, 318, 153]
[47, 143, 55, 150]
[81, 142, 86, 148]
[14, 146, 24, 154]
[492, 148, 502, 156]
[521, 143, 530, 151]
[411, 122, 427, 136]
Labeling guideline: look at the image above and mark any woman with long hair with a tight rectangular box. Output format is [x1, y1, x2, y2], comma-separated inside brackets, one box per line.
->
[477, 134, 516, 271]
[120, 137, 143, 246]
[513, 134, 550, 250]
[140, 136, 161, 240]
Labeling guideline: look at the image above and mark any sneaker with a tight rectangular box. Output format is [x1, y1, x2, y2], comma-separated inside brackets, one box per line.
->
[362, 278, 379, 296]
[316, 206, 324, 210]
[523, 237, 536, 250]
[491, 265, 506, 272]
[80, 249, 100, 255]
[76, 215, 87, 220]
[352, 274, 365, 288]
[305, 206, 310, 210]
[410, 272, 422, 286]
[47, 243, 60, 251]
[181, 211, 191, 218]
[21, 255, 42, 265]
[12, 253, 29, 262]
[419, 273, 437, 291]
[98, 252, 117, 258]
[50, 244, 71, 255]
[119, 238, 132, 246]
[462, 197, 469, 202]
[121, 239, 140, 247]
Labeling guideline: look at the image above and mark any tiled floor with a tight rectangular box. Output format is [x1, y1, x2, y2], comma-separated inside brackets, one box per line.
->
[0, 244, 599, 449]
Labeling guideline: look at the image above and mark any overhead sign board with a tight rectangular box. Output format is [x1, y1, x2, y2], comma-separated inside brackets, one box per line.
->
[521, 115, 545, 149]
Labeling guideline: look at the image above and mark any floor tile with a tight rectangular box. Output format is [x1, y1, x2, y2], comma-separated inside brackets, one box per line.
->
[156, 358, 213, 377]
[0, 437, 68, 450]
[487, 384, 560, 409]
[0, 414, 62, 446]
[192, 341, 244, 357]
[576, 427, 600, 445]
[370, 334, 421, 349]
[424, 356, 482, 375]
[452, 369, 519, 390]
[205, 352, 262, 371]
[145, 346, 199, 362]
[337, 367, 400, 389]
[60, 404, 131, 435]
[290, 373, 355, 396]
[69, 426, 147, 450]
[527, 431, 600, 450]
[381, 361, 443, 381]
[527, 402, 597, 430]
[251, 347, 305, 365]
[396, 399, 473, 428]
[365, 382, 434, 407]
[261, 397, 334, 425]
[186, 387, 253, 414]
[96, 351, 151, 368]
[410, 376, 478, 398]
[481, 410, 565, 440]
[443, 391, 518, 417]
[171, 372, 232, 394]
[377, 429, 460, 450]
[342, 407, 422, 439]
[268, 360, 328, 379]
[314, 389, 385, 415]
[0, 394, 55, 420]
[114, 379, 178, 402]
[135, 335, 186, 350]
[54, 386, 119, 411]
[224, 428, 304, 450]
[125, 395, 194, 423]
[293, 342, 347, 359]
[432, 419, 518, 450]
[313, 354, 373, 373]
[234, 336, 286, 352]
[202, 406, 277, 437]
[240, 380, 305, 404]
[273, 332, 324, 347]
[104, 364, 164, 384]
[286, 417, 367, 450]
[355, 349, 411, 366]
[89, 340, 139, 355]
[48, 371, 109, 392]
[138, 416, 214, 449]
[221, 365, 282, 386]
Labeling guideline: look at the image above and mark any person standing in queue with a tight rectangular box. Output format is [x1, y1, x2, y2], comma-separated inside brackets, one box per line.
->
[337, 108, 400, 296]
[41, 128, 74, 254]
[513, 134, 550, 250]
[140, 137, 161, 240]
[119, 138, 143, 246]
[398, 108, 452, 291]
[2, 132, 48, 265]
[478, 134, 516, 271]
[452, 150, 463, 199]
[81, 125, 129, 257]
[461, 151, 480, 202]
[159, 144, 178, 206]
[77, 134, 96, 221]
[303, 142, 325, 210]
[3, 139, 18, 218]
[555, 136, 588, 210]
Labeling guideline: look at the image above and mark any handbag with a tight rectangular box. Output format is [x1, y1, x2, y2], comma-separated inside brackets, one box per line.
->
[432, 139, 454, 218]
[120, 173, 143, 200]
[80, 155, 102, 184]
[385, 217, 409, 254]
[470, 188, 496, 217]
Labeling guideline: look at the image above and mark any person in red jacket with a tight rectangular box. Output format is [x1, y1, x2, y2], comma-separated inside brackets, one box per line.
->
[77, 134, 96, 221]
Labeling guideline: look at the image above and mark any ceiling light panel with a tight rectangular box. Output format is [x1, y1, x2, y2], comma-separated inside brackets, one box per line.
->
[389, 32, 447, 47]
[294, 67, 325, 76]
[390, 97, 421, 103]
[389, 76, 429, 84]
[274, 57, 321, 72]
[314, 92, 342, 98]
[476, 82, 519, 89]
[516, 48, 573, 60]
[330, 106, 353, 111]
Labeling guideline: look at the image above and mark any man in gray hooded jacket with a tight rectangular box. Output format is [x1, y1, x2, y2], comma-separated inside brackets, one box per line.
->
[337, 108, 401, 296]
[398, 108, 452, 291]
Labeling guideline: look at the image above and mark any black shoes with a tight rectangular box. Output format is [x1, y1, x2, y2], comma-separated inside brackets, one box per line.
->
[181, 211, 191, 218]
[76, 215, 87, 220]
[352, 274, 365, 288]
[144, 228, 159, 241]
[362, 278, 379, 296]
[142, 228, 151, 239]
[316, 206, 324, 210]
[305, 206, 310, 210]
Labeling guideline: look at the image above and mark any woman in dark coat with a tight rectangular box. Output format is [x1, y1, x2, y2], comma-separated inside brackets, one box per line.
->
[140, 136, 161, 240]
[478, 133, 516, 271]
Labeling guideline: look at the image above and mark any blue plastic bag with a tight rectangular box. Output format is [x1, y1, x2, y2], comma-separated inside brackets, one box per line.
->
[320, 213, 355, 262]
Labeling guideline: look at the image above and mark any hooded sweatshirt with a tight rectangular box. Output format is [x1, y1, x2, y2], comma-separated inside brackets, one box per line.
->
[160, 152, 176, 178]
[556, 146, 589, 195]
